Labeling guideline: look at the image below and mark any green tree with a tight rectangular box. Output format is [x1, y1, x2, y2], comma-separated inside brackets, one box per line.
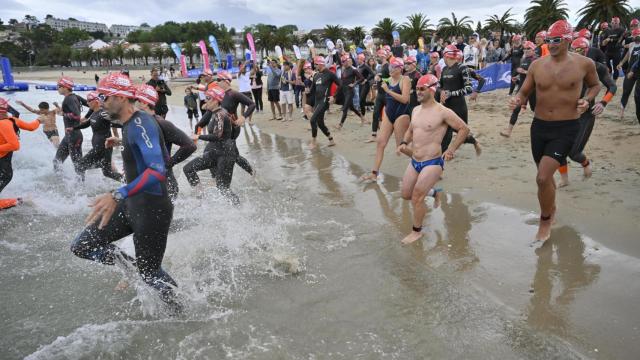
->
[101, 47, 114, 66]
[59, 28, 91, 46]
[323, 24, 345, 42]
[165, 48, 176, 64]
[153, 46, 164, 65]
[372, 18, 398, 44]
[577, 0, 633, 29]
[82, 47, 94, 66]
[113, 43, 125, 65]
[485, 8, 519, 36]
[182, 41, 195, 65]
[140, 43, 152, 65]
[524, 0, 569, 38]
[71, 49, 83, 66]
[253, 24, 277, 57]
[0, 41, 27, 66]
[401, 13, 431, 45]
[437, 12, 474, 39]
[346, 26, 366, 46]
[273, 27, 295, 50]
[89, 30, 107, 40]
[126, 48, 138, 66]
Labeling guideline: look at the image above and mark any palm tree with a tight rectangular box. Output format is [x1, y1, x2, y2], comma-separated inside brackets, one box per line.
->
[253, 24, 277, 57]
[81, 47, 93, 66]
[126, 48, 138, 66]
[485, 8, 519, 36]
[113, 43, 125, 66]
[101, 47, 114, 66]
[401, 13, 431, 45]
[524, 0, 569, 38]
[323, 24, 344, 42]
[182, 41, 195, 65]
[437, 12, 474, 39]
[165, 48, 176, 64]
[153, 47, 164, 65]
[577, 0, 633, 29]
[140, 43, 152, 66]
[71, 49, 82, 67]
[372, 18, 398, 44]
[346, 26, 366, 46]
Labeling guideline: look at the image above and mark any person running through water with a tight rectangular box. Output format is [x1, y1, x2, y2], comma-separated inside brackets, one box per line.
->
[335, 53, 367, 129]
[70, 73, 181, 310]
[438, 45, 482, 156]
[16, 100, 60, 147]
[53, 76, 85, 180]
[396, 75, 470, 244]
[501, 41, 539, 137]
[134, 85, 196, 200]
[509, 20, 600, 242]
[184, 84, 241, 205]
[70, 92, 123, 182]
[0, 98, 40, 210]
[360, 56, 412, 182]
[555, 37, 617, 186]
[308, 56, 339, 149]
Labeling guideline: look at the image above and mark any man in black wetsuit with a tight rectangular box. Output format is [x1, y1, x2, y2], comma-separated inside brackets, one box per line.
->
[53, 76, 85, 180]
[357, 53, 375, 118]
[577, 29, 607, 66]
[505, 35, 524, 95]
[501, 41, 538, 137]
[308, 56, 340, 149]
[437, 45, 482, 156]
[215, 70, 256, 176]
[336, 53, 366, 129]
[135, 84, 196, 200]
[184, 84, 241, 205]
[71, 92, 122, 182]
[601, 16, 626, 80]
[618, 27, 640, 120]
[71, 73, 180, 311]
[146, 66, 172, 118]
[403, 55, 422, 116]
[368, 49, 390, 143]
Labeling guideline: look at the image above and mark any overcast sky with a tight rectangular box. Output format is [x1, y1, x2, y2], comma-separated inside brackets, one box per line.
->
[2, 0, 609, 31]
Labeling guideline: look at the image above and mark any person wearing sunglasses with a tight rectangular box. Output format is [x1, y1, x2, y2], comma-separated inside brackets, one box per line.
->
[555, 37, 617, 187]
[396, 74, 469, 245]
[71, 73, 182, 312]
[509, 20, 601, 243]
[501, 41, 538, 138]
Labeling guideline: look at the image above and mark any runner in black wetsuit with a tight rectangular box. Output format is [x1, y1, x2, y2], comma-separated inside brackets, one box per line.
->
[368, 49, 390, 143]
[302, 62, 316, 124]
[556, 37, 618, 186]
[629, 53, 640, 123]
[578, 29, 608, 67]
[336, 53, 366, 128]
[504, 35, 524, 95]
[184, 84, 240, 205]
[357, 53, 375, 118]
[601, 17, 626, 79]
[215, 70, 256, 176]
[71, 73, 180, 310]
[308, 56, 339, 149]
[135, 85, 196, 201]
[437, 45, 482, 156]
[72, 92, 122, 181]
[403, 55, 422, 116]
[501, 41, 538, 137]
[53, 77, 85, 179]
[618, 28, 640, 119]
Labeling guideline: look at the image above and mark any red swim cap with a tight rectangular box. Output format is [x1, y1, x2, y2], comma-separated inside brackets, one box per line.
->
[205, 83, 226, 102]
[0, 97, 8, 113]
[632, 28, 640, 37]
[202, 68, 213, 76]
[416, 74, 439, 93]
[430, 52, 440, 59]
[547, 20, 573, 41]
[536, 31, 547, 39]
[512, 34, 522, 42]
[97, 73, 135, 99]
[389, 57, 404, 69]
[571, 37, 590, 51]
[631, 19, 640, 26]
[57, 76, 74, 90]
[523, 41, 536, 50]
[216, 70, 232, 82]
[383, 45, 391, 52]
[578, 29, 592, 39]
[86, 91, 100, 103]
[313, 56, 326, 66]
[404, 55, 417, 65]
[443, 45, 459, 59]
[135, 84, 158, 107]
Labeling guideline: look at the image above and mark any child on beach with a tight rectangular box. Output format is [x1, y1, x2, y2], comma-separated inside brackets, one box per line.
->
[16, 100, 60, 147]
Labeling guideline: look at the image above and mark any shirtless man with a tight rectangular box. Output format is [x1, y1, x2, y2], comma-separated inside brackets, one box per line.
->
[509, 20, 600, 243]
[16, 100, 60, 147]
[397, 74, 470, 245]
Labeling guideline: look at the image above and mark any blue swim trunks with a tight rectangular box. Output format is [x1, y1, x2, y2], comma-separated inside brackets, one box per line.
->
[411, 157, 444, 173]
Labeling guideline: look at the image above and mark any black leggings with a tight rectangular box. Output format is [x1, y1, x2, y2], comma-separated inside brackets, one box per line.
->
[359, 82, 371, 116]
[567, 112, 596, 165]
[77, 146, 122, 181]
[183, 141, 239, 205]
[621, 75, 638, 109]
[251, 87, 264, 111]
[54, 130, 84, 178]
[340, 87, 363, 125]
[0, 154, 12, 193]
[440, 96, 477, 152]
[509, 64, 520, 95]
[236, 155, 253, 175]
[372, 89, 385, 133]
[310, 100, 332, 139]
[606, 52, 622, 80]
[70, 194, 177, 301]
[636, 79, 640, 124]
[510, 91, 537, 125]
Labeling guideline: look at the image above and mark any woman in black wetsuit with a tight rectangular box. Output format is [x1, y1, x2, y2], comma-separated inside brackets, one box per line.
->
[504, 35, 525, 95]
[335, 53, 366, 129]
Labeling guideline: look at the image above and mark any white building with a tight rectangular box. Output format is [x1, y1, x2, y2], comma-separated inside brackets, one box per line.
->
[45, 17, 109, 33]
[110, 24, 150, 38]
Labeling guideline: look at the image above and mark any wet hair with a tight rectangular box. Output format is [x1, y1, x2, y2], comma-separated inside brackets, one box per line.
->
[38, 102, 49, 110]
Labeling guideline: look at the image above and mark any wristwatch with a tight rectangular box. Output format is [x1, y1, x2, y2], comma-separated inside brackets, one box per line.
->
[111, 190, 124, 202]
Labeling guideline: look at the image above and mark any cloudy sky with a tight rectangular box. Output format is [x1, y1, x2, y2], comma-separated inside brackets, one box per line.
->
[2, 0, 609, 31]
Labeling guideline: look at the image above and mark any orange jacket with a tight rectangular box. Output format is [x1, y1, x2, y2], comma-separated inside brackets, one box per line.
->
[541, 44, 550, 57]
[0, 117, 39, 158]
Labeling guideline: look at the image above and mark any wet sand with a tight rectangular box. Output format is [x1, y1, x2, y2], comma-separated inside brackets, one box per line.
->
[7, 69, 640, 359]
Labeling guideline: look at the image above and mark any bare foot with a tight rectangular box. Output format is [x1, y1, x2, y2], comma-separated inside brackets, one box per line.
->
[583, 162, 592, 179]
[333, 123, 343, 130]
[401, 231, 423, 245]
[364, 135, 376, 143]
[360, 173, 377, 183]
[327, 139, 336, 147]
[474, 142, 482, 156]
[535, 217, 552, 242]
[499, 129, 511, 137]
[114, 279, 130, 291]
[619, 107, 625, 120]
[432, 188, 442, 209]
[308, 140, 317, 149]
[269, 117, 276, 121]
[558, 174, 569, 188]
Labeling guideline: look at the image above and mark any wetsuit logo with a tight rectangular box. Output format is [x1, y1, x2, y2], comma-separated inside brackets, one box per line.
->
[499, 71, 512, 84]
[134, 117, 153, 148]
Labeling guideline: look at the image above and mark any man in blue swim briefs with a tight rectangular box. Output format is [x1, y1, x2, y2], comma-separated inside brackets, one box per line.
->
[397, 74, 470, 245]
